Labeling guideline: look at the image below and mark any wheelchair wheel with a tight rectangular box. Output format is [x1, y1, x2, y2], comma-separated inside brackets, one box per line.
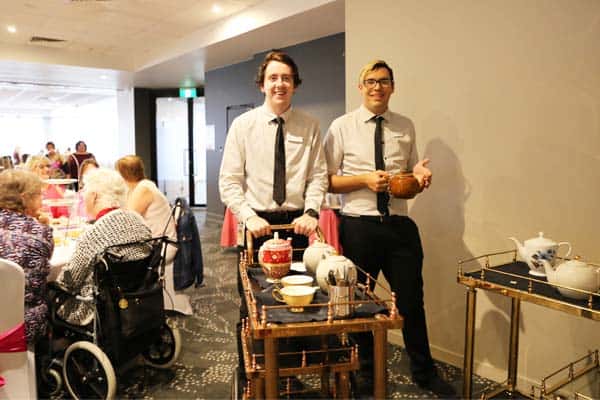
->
[63, 341, 117, 400]
[142, 322, 181, 369]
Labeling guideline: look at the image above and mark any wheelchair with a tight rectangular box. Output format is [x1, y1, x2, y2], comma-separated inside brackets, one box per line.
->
[39, 237, 182, 399]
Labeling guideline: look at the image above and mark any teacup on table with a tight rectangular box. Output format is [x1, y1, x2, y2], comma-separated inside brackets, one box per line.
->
[272, 285, 317, 312]
[280, 274, 314, 287]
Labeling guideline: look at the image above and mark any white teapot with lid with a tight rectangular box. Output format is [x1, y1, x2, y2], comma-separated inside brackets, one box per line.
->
[540, 256, 600, 299]
[303, 241, 336, 274]
[315, 255, 357, 293]
[508, 232, 571, 276]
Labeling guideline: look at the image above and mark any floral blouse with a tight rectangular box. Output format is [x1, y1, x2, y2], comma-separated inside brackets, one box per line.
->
[0, 208, 54, 344]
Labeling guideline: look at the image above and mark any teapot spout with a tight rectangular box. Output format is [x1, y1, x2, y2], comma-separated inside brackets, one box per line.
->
[540, 259, 555, 278]
[508, 237, 524, 256]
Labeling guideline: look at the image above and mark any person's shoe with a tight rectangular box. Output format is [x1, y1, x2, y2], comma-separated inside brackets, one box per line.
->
[415, 373, 457, 398]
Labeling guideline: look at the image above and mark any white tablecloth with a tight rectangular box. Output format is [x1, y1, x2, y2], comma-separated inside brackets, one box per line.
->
[48, 242, 75, 281]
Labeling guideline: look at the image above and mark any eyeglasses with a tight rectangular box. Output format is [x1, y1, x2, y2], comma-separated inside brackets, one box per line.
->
[362, 78, 393, 88]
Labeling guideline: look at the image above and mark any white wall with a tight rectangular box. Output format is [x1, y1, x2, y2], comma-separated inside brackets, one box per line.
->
[346, 0, 599, 386]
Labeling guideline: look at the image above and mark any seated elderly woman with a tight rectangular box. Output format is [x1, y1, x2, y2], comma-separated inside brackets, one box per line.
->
[55, 168, 151, 326]
[115, 155, 192, 315]
[0, 169, 53, 345]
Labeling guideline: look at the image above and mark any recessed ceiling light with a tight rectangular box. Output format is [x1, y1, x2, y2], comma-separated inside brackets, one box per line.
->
[212, 4, 222, 13]
[99, 75, 108, 80]
[7, 25, 17, 34]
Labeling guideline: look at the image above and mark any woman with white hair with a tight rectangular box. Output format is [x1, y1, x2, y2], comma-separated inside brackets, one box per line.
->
[55, 168, 151, 326]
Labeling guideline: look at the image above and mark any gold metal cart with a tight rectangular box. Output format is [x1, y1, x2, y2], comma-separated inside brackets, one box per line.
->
[240, 224, 403, 399]
[457, 250, 600, 399]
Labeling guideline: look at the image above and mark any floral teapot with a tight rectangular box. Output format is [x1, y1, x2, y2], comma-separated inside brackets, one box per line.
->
[315, 255, 357, 293]
[258, 232, 292, 282]
[508, 232, 571, 276]
[540, 256, 600, 300]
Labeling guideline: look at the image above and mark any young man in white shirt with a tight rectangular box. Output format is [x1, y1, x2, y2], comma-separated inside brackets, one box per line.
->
[324, 60, 455, 397]
[219, 49, 328, 391]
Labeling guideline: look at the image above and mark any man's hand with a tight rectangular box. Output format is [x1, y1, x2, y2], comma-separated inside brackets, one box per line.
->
[364, 170, 390, 193]
[413, 158, 432, 189]
[292, 213, 319, 236]
[245, 215, 271, 238]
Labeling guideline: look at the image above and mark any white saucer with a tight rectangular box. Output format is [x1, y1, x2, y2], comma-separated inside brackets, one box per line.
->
[290, 262, 307, 272]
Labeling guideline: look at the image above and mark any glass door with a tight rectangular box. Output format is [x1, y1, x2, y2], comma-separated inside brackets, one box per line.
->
[155, 97, 207, 206]
[156, 98, 189, 204]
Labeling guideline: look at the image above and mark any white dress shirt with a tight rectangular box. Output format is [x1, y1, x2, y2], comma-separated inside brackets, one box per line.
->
[324, 105, 419, 217]
[219, 105, 328, 222]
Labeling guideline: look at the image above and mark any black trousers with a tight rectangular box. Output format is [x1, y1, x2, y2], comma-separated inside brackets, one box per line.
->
[236, 210, 308, 376]
[340, 215, 435, 383]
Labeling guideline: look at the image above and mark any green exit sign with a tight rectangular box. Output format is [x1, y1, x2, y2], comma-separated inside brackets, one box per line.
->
[179, 88, 197, 98]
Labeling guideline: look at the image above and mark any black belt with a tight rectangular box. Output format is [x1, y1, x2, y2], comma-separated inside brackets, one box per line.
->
[343, 214, 405, 224]
[255, 209, 303, 223]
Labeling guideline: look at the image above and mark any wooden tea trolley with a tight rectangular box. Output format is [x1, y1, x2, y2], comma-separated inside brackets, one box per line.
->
[240, 224, 403, 399]
[457, 250, 600, 399]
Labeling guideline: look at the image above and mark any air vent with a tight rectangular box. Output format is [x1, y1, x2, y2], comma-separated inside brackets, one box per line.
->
[29, 36, 67, 48]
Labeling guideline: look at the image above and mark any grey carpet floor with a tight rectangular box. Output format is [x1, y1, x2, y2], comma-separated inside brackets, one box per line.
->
[71, 210, 496, 399]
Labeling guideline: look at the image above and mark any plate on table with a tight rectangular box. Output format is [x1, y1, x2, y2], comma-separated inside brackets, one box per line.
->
[43, 178, 78, 185]
[290, 262, 307, 272]
[42, 198, 77, 207]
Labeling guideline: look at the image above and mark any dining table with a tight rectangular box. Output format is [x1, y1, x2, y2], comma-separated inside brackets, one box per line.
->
[48, 220, 86, 281]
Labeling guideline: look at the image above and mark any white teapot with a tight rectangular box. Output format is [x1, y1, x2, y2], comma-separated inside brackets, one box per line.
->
[540, 256, 600, 300]
[508, 232, 571, 276]
[315, 255, 357, 293]
[303, 241, 336, 274]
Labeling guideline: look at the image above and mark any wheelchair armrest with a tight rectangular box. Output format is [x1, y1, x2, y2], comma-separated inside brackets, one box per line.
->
[47, 281, 74, 296]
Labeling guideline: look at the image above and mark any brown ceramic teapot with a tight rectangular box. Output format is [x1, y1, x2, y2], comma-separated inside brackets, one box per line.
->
[388, 172, 422, 199]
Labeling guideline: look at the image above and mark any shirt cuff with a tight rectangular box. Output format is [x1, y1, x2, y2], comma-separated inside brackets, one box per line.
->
[239, 206, 257, 223]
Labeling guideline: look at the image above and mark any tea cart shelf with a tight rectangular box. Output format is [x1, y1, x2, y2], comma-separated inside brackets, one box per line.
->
[457, 250, 600, 399]
[239, 251, 403, 399]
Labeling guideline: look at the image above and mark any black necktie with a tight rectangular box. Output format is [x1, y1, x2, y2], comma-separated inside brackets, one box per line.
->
[374, 116, 389, 216]
[273, 117, 286, 205]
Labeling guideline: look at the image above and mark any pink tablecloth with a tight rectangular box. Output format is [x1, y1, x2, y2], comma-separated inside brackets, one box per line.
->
[220, 208, 238, 248]
[220, 207, 342, 254]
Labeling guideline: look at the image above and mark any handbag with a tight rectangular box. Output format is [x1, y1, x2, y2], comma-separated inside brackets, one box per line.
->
[117, 283, 164, 338]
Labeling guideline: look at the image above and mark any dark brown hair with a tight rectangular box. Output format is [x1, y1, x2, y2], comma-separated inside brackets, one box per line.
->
[255, 50, 302, 88]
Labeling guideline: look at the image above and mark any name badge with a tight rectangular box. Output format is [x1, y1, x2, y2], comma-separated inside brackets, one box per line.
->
[287, 136, 303, 144]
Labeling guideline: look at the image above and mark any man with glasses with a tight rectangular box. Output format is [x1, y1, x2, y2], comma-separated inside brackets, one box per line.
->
[324, 60, 456, 397]
[219, 49, 328, 392]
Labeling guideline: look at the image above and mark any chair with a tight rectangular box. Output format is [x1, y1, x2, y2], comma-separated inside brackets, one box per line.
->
[0, 258, 37, 399]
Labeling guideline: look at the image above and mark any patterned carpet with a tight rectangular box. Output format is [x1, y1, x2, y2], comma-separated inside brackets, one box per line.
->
[60, 210, 496, 399]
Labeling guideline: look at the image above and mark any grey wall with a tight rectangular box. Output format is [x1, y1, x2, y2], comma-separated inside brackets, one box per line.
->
[205, 33, 345, 215]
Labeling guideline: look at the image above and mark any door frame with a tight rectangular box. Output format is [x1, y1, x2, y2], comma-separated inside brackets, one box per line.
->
[133, 87, 206, 207]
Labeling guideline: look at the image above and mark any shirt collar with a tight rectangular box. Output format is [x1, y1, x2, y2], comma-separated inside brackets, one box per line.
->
[359, 104, 391, 124]
[260, 104, 292, 124]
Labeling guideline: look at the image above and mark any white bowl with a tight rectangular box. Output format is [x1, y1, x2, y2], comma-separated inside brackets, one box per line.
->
[281, 274, 314, 287]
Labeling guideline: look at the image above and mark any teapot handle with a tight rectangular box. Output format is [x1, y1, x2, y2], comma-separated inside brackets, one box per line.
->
[557, 242, 572, 258]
